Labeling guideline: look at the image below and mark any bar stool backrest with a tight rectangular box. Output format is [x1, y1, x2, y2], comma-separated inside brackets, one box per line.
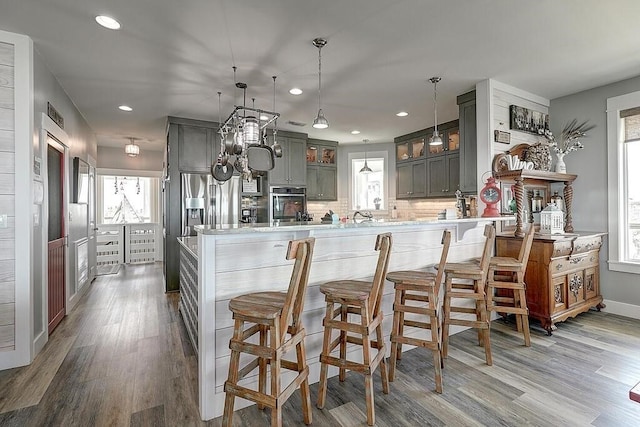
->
[280, 237, 316, 341]
[370, 233, 393, 315]
[479, 224, 496, 275]
[518, 223, 536, 266]
[434, 230, 452, 292]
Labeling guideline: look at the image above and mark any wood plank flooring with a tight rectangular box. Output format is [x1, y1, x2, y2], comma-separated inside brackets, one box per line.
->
[0, 263, 639, 426]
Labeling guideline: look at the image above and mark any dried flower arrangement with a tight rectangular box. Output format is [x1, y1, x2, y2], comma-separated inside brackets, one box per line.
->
[539, 119, 595, 155]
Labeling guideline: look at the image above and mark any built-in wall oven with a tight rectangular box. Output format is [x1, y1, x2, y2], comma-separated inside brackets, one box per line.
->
[269, 187, 306, 222]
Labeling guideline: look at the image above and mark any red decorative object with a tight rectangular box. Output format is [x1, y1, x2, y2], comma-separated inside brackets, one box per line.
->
[480, 176, 501, 217]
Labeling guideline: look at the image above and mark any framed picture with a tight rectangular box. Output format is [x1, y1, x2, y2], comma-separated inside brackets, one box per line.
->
[509, 105, 549, 135]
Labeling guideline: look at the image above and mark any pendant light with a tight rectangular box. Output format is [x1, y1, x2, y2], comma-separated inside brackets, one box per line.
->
[360, 139, 372, 174]
[429, 77, 443, 146]
[125, 137, 140, 157]
[312, 38, 328, 129]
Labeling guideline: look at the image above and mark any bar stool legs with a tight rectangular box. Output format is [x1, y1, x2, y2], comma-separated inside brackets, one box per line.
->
[486, 223, 535, 347]
[316, 233, 392, 426]
[441, 224, 495, 366]
[222, 238, 315, 427]
[386, 229, 451, 393]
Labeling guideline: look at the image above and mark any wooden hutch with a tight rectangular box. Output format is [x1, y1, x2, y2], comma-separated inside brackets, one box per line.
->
[494, 169, 605, 334]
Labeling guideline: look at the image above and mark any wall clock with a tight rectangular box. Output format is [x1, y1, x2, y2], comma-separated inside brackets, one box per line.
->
[480, 176, 501, 217]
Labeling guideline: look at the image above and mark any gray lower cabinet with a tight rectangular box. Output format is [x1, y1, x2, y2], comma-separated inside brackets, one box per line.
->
[270, 136, 306, 186]
[307, 166, 337, 200]
[397, 160, 426, 199]
[427, 153, 459, 197]
[457, 90, 477, 194]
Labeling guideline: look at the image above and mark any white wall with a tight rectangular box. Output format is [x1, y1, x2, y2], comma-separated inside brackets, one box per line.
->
[550, 74, 640, 316]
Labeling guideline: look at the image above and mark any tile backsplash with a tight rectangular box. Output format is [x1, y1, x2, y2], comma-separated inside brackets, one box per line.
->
[307, 198, 457, 221]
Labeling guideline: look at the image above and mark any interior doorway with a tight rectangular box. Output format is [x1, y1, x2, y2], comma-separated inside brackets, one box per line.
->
[47, 136, 66, 334]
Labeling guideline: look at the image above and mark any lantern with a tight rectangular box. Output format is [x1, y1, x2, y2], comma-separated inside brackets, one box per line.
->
[540, 203, 564, 234]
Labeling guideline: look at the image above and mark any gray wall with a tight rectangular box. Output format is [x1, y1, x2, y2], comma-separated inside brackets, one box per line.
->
[97, 146, 163, 171]
[33, 46, 97, 343]
[550, 74, 640, 308]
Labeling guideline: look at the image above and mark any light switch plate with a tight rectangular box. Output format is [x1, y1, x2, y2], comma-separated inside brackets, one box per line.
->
[0, 214, 6, 228]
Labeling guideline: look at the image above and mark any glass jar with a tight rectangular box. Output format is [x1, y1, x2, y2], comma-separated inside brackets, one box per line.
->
[550, 191, 564, 211]
[531, 190, 544, 213]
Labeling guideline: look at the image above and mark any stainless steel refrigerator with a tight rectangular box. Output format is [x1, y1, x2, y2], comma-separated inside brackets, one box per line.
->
[181, 173, 241, 236]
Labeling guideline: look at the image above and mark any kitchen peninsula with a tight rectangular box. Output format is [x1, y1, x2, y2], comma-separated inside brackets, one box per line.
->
[180, 217, 513, 420]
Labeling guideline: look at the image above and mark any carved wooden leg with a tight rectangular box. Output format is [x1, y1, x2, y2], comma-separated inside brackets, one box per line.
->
[564, 181, 574, 233]
[514, 177, 525, 237]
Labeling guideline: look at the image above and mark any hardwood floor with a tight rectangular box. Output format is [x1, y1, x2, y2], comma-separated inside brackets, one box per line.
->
[0, 263, 639, 426]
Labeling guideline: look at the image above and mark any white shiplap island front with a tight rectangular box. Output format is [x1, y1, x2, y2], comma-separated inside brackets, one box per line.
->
[191, 217, 512, 420]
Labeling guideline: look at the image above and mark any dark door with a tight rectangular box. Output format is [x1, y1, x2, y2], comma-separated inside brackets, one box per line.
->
[47, 138, 65, 333]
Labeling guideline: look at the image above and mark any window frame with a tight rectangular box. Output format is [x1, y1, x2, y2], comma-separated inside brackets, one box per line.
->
[96, 168, 162, 225]
[606, 89, 640, 274]
[348, 149, 389, 212]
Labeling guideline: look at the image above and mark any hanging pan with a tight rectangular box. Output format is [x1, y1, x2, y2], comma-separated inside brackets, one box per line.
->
[211, 158, 233, 182]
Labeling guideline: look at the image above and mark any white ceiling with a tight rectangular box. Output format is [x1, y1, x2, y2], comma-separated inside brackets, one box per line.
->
[2, 1, 640, 151]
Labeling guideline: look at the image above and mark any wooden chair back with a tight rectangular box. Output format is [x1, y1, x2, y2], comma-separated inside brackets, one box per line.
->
[370, 233, 393, 316]
[518, 223, 536, 268]
[433, 230, 452, 292]
[478, 224, 496, 276]
[280, 237, 316, 341]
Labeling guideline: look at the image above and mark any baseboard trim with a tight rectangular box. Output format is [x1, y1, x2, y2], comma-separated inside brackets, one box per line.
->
[602, 299, 640, 320]
[33, 329, 47, 357]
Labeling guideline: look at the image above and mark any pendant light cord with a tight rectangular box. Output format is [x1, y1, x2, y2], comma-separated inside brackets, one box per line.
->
[317, 44, 322, 111]
[433, 78, 438, 135]
[272, 76, 278, 135]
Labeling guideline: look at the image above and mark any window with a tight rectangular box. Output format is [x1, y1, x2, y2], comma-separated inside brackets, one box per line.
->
[99, 175, 158, 224]
[351, 156, 386, 211]
[607, 91, 640, 273]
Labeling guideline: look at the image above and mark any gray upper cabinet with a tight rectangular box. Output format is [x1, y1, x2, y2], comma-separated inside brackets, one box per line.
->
[395, 132, 427, 199]
[270, 135, 306, 187]
[457, 90, 477, 194]
[426, 120, 460, 197]
[307, 139, 338, 200]
[307, 166, 337, 200]
[427, 152, 459, 197]
[178, 124, 214, 173]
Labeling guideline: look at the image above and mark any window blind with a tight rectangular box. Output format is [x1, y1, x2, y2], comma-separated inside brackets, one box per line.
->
[621, 108, 640, 142]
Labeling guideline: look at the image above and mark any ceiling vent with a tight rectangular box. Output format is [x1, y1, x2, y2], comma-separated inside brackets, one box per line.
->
[287, 120, 306, 127]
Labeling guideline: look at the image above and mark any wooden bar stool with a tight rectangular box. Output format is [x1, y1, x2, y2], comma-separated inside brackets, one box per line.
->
[442, 224, 495, 365]
[486, 223, 535, 346]
[385, 229, 451, 393]
[316, 233, 392, 426]
[222, 237, 315, 427]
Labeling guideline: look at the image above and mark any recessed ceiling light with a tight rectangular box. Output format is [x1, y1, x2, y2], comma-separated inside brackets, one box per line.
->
[351, 130, 361, 135]
[118, 105, 133, 112]
[260, 115, 269, 121]
[289, 88, 303, 95]
[396, 111, 409, 117]
[95, 15, 121, 30]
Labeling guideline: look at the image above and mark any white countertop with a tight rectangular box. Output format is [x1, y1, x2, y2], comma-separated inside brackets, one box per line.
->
[194, 216, 514, 235]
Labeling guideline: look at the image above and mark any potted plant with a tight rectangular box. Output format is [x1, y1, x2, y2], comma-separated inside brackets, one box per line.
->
[373, 197, 381, 210]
